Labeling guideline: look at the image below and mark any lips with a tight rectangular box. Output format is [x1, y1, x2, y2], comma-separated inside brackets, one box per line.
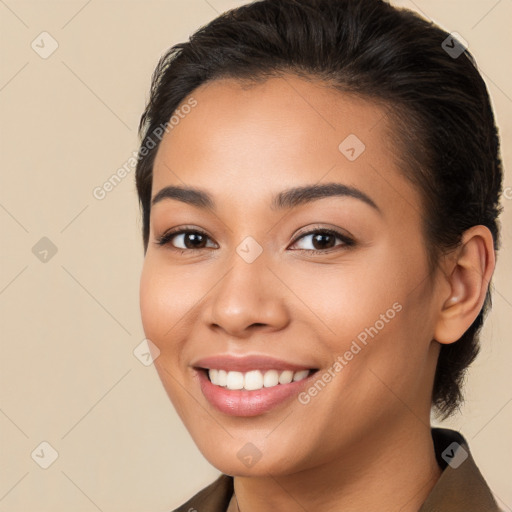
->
[191, 354, 319, 416]
[191, 354, 316, 373]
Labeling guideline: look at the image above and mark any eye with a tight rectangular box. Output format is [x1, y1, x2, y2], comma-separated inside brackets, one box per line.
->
[154, 225, 355, 254]
[155, 227, 217, 252]
[289, 227, 355, 253]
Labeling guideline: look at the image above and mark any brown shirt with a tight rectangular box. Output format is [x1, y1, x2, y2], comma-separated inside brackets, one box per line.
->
[172, 428, 500, 512]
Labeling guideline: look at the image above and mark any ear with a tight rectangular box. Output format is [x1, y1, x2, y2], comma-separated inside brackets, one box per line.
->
[434, 225, 496, 344]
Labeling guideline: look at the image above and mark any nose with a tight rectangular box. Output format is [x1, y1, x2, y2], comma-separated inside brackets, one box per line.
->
[205, 249, 290, 338]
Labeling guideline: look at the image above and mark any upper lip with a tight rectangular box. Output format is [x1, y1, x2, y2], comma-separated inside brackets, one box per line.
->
[191, 354, 317, 372]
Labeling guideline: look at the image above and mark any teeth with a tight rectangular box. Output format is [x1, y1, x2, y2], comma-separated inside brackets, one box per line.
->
[244, 370, 263, 390]
[263, 369, 279, 387]
[278, 370, 293, 384]
[226, 370, 244, 390]
[217, 369, 227, 387]
[208, 369, 311, 390]
[293, 370, 309, 381]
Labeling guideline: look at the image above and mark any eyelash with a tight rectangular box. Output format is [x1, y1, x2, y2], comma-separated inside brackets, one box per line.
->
[155, 225, 355, 255]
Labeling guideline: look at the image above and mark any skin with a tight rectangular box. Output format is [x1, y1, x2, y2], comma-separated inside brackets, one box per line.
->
[139, 74, 495, 512]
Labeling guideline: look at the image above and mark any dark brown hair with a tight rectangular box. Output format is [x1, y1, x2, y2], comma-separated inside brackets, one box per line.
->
[135, 0, 503, 417]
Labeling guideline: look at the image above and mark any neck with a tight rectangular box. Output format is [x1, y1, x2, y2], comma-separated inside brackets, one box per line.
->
[232, 421, 442, 512]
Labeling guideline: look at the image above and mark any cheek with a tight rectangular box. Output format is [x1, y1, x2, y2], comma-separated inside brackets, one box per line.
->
[324, 261, 436, 409]
[139, 254, 221, 365]
[139, 262, 164, 342]
[287, 258, 406, 344]
[294, 240, 430, 372]
[139, 259, 201, 410]
[139, 257, 190, 350]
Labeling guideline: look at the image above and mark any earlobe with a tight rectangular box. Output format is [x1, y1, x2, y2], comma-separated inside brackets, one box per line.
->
[434, 225, 496, 345]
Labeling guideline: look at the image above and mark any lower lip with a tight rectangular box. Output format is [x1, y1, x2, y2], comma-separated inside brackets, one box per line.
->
[196, 369, 317, 417]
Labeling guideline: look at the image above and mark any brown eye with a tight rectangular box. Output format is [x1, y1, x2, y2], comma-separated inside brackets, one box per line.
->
[290, 229, 355, 253]
[180, 232, 208, 249]
[156, 228, 217, 251]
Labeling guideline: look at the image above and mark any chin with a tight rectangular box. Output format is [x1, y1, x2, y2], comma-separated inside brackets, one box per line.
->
[192, 434, 309, 478]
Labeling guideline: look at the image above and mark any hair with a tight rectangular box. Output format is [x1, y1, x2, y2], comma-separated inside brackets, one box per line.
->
[135, 0, 503, 418]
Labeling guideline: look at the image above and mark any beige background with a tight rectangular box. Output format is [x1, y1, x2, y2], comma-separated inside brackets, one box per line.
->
[0, 0, 510, 510]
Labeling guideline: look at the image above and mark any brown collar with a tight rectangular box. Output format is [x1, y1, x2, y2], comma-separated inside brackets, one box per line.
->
[173, 428, 499, 511]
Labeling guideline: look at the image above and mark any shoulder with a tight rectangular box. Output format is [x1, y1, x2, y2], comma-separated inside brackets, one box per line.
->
[171, 473, 234, 512]
[420, 428, 501, 512]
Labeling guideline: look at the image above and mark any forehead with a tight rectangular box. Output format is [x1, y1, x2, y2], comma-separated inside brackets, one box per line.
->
[151, 74, 420, 218]
[154, 74, 388, 167]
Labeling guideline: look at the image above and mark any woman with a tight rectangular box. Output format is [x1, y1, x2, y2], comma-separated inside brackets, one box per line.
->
[134, 0, 504, 510]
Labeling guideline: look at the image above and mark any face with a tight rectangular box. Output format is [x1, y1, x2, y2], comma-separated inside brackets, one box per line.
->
[139, 75, 443, 476]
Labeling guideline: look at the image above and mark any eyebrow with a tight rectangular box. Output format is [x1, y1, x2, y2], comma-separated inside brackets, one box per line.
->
[151, 182, 381, 214]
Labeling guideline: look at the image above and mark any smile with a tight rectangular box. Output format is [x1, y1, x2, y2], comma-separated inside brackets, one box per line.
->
[207, 368, 313, 390]
[194, 367, 319, 416]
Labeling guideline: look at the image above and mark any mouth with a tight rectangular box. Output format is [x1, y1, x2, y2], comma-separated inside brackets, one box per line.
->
[193, 366, 320, 416]
[197, 367, 319, 391]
